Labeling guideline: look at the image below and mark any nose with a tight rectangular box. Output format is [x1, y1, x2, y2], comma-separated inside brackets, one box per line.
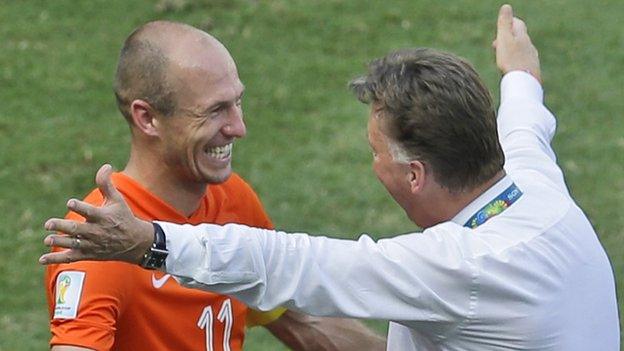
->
[222, 105, 246, 138]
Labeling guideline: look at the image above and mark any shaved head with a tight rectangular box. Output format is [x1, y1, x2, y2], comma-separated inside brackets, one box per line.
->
[114, 21, 231, 122]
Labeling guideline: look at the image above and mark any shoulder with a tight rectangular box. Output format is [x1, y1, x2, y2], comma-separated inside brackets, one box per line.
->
[216, 173, 264, 204]
[416, 184, 574, 271]
[221, 172, 257, 193]
[47, 177, 141, 295]
[423, 182, 571, 260]
[64, 173, 132, 220]
[209, 173, 273, 228]
[46, 260, 140, 295]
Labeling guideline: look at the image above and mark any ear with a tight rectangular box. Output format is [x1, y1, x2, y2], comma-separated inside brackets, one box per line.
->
[129, 99, 160, 137]
[407, 160, 426, 194]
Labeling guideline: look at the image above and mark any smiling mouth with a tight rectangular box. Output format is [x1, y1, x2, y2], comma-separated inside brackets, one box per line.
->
[205, 143, 232, 160]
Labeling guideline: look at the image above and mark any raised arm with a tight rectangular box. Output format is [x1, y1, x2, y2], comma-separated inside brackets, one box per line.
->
[494, 5, 568, 194]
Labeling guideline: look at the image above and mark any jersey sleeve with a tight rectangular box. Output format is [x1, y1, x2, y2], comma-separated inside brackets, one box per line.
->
[227, 174, 286, 326]
[45, 192, 138, 350]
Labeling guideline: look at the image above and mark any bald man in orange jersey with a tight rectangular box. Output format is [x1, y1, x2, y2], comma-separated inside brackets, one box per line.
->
[44, 21, 385, 351]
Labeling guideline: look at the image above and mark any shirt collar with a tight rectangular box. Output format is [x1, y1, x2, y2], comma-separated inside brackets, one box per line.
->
[451, 175, 514, 226]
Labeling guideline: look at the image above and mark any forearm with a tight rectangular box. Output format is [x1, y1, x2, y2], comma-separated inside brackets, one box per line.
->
[161, 221, 471, 322]
[498, 71, 554, 141]
[266, 311, 386, 351]
[163, 221, 382, 316]
[497, 71, 568, 192]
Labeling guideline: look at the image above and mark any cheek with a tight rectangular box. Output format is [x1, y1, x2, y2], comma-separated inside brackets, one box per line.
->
[372, 159, 392, 183]
[192, 120, 223, 144]
[183, 125, 208, 150]
[372, 158, 383, 178]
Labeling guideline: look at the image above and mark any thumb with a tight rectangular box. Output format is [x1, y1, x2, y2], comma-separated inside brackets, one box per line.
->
[496, 4, 514, 39]
[95, 164, 123, 203]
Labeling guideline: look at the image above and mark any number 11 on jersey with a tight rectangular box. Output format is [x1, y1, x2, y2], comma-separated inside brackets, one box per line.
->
[197, 299, 233, 351]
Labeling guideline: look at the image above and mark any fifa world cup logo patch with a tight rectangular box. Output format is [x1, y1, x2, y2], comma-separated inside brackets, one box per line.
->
[57, 275, 72, 304]
[54, 271, 85, 319]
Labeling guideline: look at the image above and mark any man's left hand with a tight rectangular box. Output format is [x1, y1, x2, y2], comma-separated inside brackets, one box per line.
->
[39, 164, 153, 265]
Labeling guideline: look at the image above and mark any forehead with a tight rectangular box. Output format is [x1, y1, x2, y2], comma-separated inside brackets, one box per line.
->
[367, 103, 390, 134]
[170, 52, 243, 107]
[367, 108, 392, 148]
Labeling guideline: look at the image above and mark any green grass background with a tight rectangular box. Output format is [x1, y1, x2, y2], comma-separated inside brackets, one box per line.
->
[1, 0, 622, 349]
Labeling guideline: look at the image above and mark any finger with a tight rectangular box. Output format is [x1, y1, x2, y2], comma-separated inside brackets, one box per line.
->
[512, 17, 528, 37]
[95, 164, 123, 203]
[39, 249, 80, 265]
[43, 233, 55, 246]
[43, 233, 81, 249]
[496, 4, 514, 39]
[66, 198, 100, 221]
[44, 218, 88, 236]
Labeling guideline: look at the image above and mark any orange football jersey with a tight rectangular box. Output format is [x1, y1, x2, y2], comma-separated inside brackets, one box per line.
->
[45, 172, 284, 350]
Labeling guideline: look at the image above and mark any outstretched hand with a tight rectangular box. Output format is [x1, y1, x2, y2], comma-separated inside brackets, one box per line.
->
[493, 4, 541, 83]
[39, 164, 154, 265]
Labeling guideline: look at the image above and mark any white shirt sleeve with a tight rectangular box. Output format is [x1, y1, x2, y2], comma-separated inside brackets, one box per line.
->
[160, 220, 475, 324]
[497, 71, 568, 194]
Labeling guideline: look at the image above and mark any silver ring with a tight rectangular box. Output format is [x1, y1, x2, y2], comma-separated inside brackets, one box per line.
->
[74, 238, 81, 249]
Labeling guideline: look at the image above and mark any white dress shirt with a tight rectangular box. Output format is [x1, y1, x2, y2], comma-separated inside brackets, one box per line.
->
[159, 71, 619, 350]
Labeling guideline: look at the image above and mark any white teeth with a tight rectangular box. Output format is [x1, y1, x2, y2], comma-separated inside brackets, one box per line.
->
[206, 143, 232, 159]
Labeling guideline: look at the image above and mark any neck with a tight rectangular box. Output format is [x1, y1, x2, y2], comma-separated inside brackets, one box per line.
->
[124, 143, 206, 217]
[412, 170, 506, 228]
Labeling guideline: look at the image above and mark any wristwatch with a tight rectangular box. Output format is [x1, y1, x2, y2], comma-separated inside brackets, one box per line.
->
[140, 222, 168, 270]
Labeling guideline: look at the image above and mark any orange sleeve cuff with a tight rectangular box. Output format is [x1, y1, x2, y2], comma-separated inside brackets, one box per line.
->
[50, 319, 115, 350]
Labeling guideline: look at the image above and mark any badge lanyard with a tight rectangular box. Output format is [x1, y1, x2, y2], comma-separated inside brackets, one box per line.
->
[464, 183, 523, 229]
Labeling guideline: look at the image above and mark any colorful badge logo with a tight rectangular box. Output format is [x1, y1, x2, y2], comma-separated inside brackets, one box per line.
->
[57, 274, 72, 304]
[54, 271, 85, 319]
[465, 183, 523, 229]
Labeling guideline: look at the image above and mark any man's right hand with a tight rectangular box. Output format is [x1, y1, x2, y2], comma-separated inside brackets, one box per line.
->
[39, 164, 154, 266]
[493, 4, 541, 83]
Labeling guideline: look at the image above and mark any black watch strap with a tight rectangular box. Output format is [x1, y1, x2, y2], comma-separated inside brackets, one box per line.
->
[140, 222, 169, 270]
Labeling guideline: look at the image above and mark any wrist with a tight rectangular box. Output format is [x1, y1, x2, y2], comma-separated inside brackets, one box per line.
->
[503, 67, 541, 84]
[137, 220, 154, 260]
[136, 220, 168, 269]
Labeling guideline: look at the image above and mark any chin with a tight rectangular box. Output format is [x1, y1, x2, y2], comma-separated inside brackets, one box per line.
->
[200, 168, 232, 184]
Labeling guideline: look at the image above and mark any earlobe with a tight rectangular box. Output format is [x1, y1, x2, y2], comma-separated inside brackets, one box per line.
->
[130, 100, 159, 137]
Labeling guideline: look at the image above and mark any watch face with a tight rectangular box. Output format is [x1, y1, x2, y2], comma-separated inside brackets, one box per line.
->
[141, 247, 168, 270]
[141, 223, 168, 269]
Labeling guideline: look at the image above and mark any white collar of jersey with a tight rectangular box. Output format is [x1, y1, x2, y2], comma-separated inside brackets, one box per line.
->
[451, 175, 514, 227]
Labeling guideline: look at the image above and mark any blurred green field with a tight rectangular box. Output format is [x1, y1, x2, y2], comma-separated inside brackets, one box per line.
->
[1, 0, 622, 349]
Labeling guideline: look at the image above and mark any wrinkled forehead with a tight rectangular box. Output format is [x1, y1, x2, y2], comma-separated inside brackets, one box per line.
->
[368, 103, 394, 136]
[167, 39, 243, 103]
[367, 106, 390, 143]
[172, 68, 244, 112]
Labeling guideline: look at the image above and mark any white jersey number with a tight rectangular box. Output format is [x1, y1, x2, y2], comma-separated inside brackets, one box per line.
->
[197, 299, 233, 351]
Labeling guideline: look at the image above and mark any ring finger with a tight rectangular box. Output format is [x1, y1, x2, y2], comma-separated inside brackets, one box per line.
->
[44, 234, 87, 251]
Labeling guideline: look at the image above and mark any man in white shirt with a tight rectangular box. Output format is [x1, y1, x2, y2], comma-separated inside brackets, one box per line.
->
[41, 5, 619, 350]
